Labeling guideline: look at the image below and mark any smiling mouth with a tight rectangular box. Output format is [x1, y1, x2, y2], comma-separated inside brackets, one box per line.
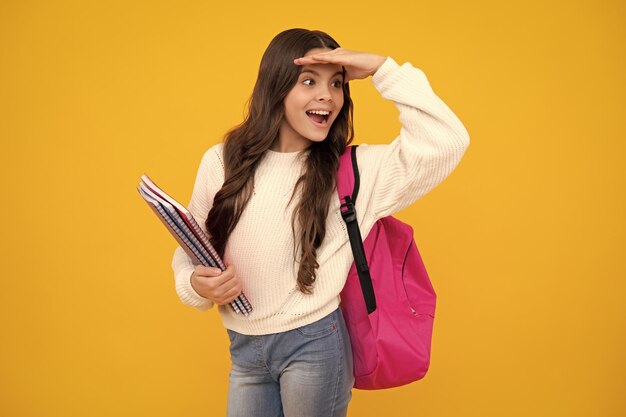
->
[305, 111, 331, 127]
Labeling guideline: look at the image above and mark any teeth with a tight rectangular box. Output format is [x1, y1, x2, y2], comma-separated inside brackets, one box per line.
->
[306, 110, 330, 115]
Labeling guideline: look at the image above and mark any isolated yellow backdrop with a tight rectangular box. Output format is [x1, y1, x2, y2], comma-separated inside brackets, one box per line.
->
[1, 1, 624, 416]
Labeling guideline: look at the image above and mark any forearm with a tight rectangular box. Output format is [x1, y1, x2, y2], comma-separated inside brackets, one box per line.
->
[362, 57, 470, 219]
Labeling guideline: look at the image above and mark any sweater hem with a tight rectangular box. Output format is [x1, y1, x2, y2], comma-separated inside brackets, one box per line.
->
[218, 299, 341, 336]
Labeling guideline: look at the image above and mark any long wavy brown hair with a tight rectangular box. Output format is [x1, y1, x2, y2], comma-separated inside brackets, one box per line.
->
[205, 28, 354, 294]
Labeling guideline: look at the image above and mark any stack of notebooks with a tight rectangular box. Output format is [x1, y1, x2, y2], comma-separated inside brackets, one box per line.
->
[137, 174, 252, 316]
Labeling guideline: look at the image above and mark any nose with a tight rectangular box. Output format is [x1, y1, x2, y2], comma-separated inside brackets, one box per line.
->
[316, 84, 332, 102]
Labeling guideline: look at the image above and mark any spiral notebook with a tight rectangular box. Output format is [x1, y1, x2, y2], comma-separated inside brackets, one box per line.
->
[137, 174, 252, 316]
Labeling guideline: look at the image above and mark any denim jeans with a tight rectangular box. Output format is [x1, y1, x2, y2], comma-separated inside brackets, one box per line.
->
[225, 308, 355, 417]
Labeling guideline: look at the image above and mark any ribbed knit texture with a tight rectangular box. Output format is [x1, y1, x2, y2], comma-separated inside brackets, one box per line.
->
[171, 57, 470, 335]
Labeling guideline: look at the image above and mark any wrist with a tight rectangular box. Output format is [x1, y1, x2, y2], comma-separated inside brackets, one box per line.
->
[371, 56, 387, 76]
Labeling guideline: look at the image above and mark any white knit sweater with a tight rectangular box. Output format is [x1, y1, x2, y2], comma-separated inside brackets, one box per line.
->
[171, 57, 470, 335]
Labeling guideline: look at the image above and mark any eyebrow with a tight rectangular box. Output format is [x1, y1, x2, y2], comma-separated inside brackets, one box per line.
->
[300, 68, 344, 78]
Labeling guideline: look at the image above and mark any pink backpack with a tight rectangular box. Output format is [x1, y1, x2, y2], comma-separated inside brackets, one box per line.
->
[337, 145, 437, 390]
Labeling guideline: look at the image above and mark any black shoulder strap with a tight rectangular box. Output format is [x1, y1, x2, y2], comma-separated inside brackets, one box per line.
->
[340, 145, 377, 314]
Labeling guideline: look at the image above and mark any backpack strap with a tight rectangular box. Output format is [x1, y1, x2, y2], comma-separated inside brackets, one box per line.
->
[337, 145, 377, 314]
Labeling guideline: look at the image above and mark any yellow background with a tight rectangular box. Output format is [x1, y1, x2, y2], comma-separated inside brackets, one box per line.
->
[1, 0, 624, 416]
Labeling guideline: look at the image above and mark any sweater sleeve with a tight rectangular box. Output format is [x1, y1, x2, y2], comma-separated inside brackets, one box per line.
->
[170, 144, 225, 312]
[355, 57, 470, 221]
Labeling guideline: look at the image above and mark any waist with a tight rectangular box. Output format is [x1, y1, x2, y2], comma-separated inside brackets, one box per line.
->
[219, 298, 341, 336]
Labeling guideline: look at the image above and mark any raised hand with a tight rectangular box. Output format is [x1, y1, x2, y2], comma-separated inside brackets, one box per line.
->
[293, 48, 387, 83]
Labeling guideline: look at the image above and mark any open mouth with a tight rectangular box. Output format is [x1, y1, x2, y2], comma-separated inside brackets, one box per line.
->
[306, 110, 331, 127]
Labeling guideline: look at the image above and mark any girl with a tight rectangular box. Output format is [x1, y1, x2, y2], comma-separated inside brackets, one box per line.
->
[171, 28, 470, 417]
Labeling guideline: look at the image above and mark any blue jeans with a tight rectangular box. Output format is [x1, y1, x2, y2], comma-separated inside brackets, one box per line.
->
[225, 308, 355, 417]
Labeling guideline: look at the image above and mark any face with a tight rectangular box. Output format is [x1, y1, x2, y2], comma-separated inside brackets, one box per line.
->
[277, 47, 345, 152]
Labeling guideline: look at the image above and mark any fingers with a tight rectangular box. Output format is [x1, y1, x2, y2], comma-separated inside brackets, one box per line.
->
[192, 264, 242, 305]
[214, 271, 241, 293]
[294, 49, 349, 66]
[293, 49, 385, 82]
[195, 265, 223, 276]
[212, 278, 242, 305]
[194, 265, 229, 286]
[221, 284, 244, 305]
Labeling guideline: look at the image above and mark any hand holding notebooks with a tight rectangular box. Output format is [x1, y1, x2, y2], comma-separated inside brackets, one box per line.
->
[137, 174, 252, 316]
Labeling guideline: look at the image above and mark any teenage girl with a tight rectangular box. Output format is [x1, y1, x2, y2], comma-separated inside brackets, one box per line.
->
[171, 28, 470, 417]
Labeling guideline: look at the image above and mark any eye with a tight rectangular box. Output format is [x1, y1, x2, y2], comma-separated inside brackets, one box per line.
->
[332, 79, 343, 88]
[302, 78, 315, 86]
